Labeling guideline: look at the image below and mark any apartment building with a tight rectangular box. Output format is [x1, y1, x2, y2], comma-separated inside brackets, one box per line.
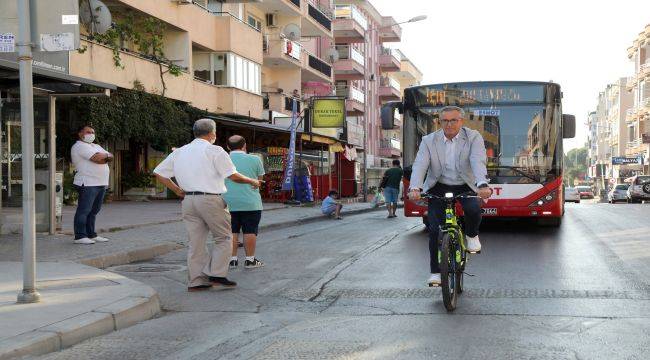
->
[625, 23, 650, 176]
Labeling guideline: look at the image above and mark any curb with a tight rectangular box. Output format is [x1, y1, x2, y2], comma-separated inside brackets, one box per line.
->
[0, 293, 160, 360]
[78, 242, 183, 269]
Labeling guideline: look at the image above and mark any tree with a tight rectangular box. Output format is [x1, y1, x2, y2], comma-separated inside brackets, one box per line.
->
[564, 147, 588, 185]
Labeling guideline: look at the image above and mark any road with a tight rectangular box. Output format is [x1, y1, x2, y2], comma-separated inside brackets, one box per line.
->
[36, 203, 650, 360]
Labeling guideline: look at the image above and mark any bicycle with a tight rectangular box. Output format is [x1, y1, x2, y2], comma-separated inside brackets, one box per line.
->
[422, 191, 480, 311]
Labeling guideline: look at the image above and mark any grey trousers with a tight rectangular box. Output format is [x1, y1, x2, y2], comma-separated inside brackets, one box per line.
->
[181, 195, 232, 287]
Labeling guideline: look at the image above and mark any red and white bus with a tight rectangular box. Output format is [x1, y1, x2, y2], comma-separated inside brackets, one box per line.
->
[381, 81, 576, 227]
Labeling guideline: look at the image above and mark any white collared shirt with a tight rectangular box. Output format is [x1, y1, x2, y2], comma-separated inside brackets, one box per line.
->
[153, 139, 237, 194]
[71, 140, 110, 186]
[439, 133, 465, 186]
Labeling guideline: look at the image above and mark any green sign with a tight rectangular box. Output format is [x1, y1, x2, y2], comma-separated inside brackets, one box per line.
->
[312, 98, 345, 128]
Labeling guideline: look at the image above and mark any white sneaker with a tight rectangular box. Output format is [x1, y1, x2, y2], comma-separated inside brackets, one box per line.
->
[466, 235, 481, 253]
[427, 273, 441, 287]
[92, 236, 110, 242]
[74, 237, 95, 245]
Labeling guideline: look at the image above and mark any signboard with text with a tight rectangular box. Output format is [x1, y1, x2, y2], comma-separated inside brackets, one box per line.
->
[611, 156, 643, 165]
[312, 97, 346, 128]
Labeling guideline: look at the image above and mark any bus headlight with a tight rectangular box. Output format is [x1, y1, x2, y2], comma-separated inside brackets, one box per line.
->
[529, 190, 557, 207]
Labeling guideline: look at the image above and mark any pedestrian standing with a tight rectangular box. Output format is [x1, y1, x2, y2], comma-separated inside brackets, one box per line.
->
[153, 119, 262, 292]
[321, 190, 343, 220]
[71, 125, 113, 245]
[380, 159, 403, 218]
[224, 135, 265, 269]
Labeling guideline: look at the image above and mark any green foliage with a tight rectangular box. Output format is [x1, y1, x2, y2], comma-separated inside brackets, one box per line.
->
[122, 170, 154, 190]
[63, 171, 79, 205]
[564, 147, 589, 185]
[85, 11, 182, 94]
[70, 89, 194, 152]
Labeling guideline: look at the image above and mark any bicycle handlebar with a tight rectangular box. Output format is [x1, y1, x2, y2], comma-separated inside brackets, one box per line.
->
[420, 191, 479, 200]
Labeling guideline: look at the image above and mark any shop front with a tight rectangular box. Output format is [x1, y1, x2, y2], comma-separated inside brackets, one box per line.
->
[0, 59, 114, 235]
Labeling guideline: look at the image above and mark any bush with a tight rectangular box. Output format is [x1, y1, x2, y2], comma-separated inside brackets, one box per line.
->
[122, 171, 154, 190]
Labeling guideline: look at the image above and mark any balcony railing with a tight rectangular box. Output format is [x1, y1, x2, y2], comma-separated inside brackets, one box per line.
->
[336, 86, 364, 105]
[644, 97, 650, 108]
[308, 54, 332, 77]
[307, 2, 332, 31]
[334, 5, 368, 30]
[380, 138, 401, 150]
[380, 76, 401, 91]
[640, 61, 650, 73]
[380, 47, 402, 62]
[192, 4, 261, 33]
[335, 45, 364, 66]
[627, 139, 643, 149]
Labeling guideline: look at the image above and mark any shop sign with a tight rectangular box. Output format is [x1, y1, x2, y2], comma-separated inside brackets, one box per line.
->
[312, 97, 346, 128]
[611, 156, 643, 165]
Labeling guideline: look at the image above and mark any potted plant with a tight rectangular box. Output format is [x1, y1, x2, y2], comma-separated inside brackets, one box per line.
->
[122, 171, 156, 201]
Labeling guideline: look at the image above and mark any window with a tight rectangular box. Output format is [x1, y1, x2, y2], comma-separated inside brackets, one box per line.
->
[247, 14, 262, 31]
[207, 0, 222, 12]
[195, 52, 261, 94]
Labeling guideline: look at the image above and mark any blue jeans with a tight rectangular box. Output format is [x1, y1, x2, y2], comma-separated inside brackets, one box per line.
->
[73, 185, 106, 240]
[427, 183, 481, 273]
[383, 186, 399, 204]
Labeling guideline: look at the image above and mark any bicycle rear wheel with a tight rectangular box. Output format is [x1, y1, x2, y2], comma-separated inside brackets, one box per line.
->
[440, 233, 458, 311]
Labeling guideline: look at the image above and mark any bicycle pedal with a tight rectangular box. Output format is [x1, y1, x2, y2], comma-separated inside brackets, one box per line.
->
[463, 272, 475, 277]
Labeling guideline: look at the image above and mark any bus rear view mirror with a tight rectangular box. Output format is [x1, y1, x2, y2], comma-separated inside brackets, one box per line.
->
[381, 101, 402, 130]
[562, 114, 575, 139]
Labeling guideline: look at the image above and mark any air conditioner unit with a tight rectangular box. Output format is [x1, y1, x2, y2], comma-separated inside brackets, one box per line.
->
[177, 0, 192, 5]
[265, 13, 278, 27]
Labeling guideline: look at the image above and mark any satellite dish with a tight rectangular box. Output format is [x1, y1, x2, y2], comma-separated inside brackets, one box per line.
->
[281, 23, 301, 42]
[326, 47, 339, 62]
[80, 0, 113, 35]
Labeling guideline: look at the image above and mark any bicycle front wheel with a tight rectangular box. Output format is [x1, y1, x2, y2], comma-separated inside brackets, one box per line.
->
[440, 233, 458, 311]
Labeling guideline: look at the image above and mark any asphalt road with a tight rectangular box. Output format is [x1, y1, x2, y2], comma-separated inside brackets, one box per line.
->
[35, 203, 650, 360]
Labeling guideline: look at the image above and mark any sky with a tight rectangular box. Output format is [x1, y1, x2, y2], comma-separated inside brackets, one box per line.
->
[371, 0, 650, 152]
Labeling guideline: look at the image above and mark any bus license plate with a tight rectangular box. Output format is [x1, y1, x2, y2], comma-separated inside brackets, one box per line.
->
[482, 208, 497, 215]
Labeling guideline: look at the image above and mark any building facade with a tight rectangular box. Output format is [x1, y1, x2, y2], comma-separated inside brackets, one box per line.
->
[625, 23, 650, 176]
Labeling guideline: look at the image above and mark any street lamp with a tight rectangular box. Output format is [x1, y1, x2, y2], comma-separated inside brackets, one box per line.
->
[361, 14, 426, 202]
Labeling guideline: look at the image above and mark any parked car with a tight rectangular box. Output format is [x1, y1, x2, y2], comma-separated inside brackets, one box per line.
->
[564, 187, 580, 203]
[575, 186, 594, 199]
[626, 175, 650, 203]
[608, 184, 629, 203]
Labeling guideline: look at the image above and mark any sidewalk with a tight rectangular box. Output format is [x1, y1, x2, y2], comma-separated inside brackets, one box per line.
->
[0, 201, 394, 268]
[0, 262, 159, 359]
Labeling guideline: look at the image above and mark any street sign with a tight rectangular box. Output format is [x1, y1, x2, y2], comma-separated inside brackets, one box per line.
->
[473, 109, 501, 117]
[611, 156, 642, 165]
[0, 33, 15, 53]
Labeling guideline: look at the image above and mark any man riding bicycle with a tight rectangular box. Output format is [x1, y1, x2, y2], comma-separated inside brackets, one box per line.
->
[408, 106, 492, 287]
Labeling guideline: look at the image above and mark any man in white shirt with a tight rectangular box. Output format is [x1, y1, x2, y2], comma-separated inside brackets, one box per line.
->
[154, 119, 263, 292]
[71, 125, 113, 245]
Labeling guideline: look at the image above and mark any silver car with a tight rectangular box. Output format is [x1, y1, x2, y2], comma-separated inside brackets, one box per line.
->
[564, 187, 580, 203]
[626, 175, 650, 203]
[608, 184, 629, 203]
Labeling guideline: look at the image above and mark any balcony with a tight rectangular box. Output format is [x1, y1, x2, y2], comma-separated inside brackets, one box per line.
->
[626, 108, 638, 123]
[378, 47, 401, 72]
[378, 16, 402, 42]
[263, 92, 301, 118]
[302, 1, 333, 37]
[301, 51, 333, 82]
[379, 76, 401, 102]
[333, 45, 365, 80]
[344, 121, 364, 148]
[333, 5, 368, 43]
[379, 138, 402, 157]
[254, 0, 301, 16]
[336, 86, 365, 115]
[626, 75, 637, 91]
[263, 35, 302, 68]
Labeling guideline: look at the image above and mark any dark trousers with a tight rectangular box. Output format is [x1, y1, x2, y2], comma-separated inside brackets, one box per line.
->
[73, 185, 106, 240]
[427, 183, 482, 273]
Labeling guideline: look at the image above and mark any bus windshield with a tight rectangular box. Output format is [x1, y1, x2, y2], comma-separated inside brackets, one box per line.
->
[403, 82, 562, 184]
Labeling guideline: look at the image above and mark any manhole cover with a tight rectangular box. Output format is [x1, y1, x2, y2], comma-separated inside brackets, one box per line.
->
[108, 263, 186, 273]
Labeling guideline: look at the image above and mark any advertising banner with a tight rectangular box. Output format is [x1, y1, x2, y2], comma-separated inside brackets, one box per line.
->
[281, 99, 299, 191]
[312, 97, 345, 128]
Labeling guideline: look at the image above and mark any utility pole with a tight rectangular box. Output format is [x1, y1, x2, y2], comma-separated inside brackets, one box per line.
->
[16, 0, 40, 304]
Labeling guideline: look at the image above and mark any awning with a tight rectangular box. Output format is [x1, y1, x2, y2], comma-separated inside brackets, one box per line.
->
[0, 59, 116, 92]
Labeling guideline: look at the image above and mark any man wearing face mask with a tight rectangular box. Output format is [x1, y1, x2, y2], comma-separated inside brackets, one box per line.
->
[70, 125, 114, 245]
[154, 119, 263, 292]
